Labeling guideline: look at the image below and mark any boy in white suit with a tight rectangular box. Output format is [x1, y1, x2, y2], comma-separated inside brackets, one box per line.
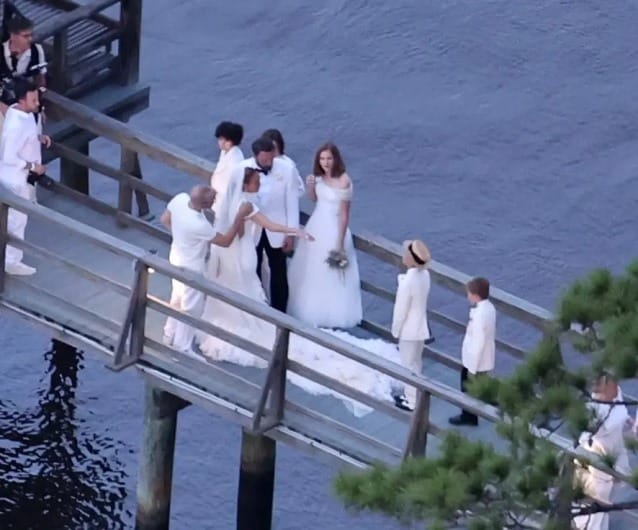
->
[449, 276, 496, 426]
[391, 239, 432, 411]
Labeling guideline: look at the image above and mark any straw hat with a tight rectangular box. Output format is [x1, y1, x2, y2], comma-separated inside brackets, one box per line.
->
[402, 239, 431, 268]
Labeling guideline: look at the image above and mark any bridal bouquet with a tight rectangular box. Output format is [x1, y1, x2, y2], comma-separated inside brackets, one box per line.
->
[326, 249, 349, 272]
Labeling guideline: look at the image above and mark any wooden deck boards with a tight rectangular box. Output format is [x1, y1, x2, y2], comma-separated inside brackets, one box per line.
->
[2, 189, 638, 527]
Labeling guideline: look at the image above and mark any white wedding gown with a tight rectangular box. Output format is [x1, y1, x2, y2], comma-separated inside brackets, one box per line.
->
[288, 178, 363, 328]
[198, 192, 402, 417]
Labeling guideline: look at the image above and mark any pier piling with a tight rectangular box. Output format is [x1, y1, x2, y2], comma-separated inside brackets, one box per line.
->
[236, 429, 276, 530]
[135, 386, 181, 530]
[60, 142, 90, 194]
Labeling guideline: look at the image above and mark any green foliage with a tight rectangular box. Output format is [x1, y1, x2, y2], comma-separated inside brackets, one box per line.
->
[334, 261, 638, 528]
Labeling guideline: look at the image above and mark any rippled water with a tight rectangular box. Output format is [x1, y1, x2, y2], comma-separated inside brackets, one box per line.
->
[2, 0, 638, 528]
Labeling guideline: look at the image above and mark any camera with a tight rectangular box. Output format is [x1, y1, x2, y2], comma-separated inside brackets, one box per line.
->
[0, 62, 48, 105]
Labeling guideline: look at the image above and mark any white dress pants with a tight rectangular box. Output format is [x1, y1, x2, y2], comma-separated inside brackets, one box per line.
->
[1, 181, 30, 267]
[399, 339, 424, 406]
[163, 276, 205, 352]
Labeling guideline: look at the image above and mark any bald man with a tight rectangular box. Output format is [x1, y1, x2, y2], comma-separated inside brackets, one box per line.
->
[161, 185, 250, 353]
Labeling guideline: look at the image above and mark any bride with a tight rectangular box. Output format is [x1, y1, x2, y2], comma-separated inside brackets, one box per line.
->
[198, 167, 403, 417]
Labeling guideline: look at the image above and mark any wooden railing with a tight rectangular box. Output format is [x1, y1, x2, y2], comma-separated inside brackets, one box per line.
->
[0, 188, 632, 489]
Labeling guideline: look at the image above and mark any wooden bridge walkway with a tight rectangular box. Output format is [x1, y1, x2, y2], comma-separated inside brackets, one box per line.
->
[1, 91, 638, 526]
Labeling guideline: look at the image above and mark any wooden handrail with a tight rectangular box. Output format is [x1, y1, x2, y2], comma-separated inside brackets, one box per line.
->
[34, 0, 121, 41]
[44, 90, 215, 180]
[0, 187, 631, 487]
[44, 89, 552, 333]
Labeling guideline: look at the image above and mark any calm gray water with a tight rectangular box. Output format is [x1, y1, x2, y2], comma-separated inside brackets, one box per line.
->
[2, 0, 638, 528]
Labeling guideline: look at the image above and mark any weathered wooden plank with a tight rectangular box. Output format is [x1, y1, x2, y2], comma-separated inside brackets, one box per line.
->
[360, 280, 528, 359]
[34, 0, 120, 41]
[119, 0, 142, 84]
[52, 142, 172, 202]
[355, 230, 553, 330]
[44, 91, 216, 180]
[45, 0, 121, 29]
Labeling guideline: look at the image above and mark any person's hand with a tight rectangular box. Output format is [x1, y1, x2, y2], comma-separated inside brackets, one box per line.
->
[39, 135, 51, 148]
[306, 174, 316, 187]
[297, 229, 314, 241]
[238, 202, 252, 217]
[33, 163, 46, 175]
[282, 235, 295, 253]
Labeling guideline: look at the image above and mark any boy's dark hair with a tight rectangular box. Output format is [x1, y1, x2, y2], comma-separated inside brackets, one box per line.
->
[466, 277, 490, 300]
[214, 121, 243, 146]
[262, 128, 285, 155]
[251, 136, 275, 157]
[7, 15, 32, 35]
[13, 76, 37, 101]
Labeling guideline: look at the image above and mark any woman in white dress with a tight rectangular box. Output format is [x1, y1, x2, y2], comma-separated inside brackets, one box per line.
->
[198, 167, 401, 417]
[199, 167, 310, 361]
[287, 143, 363, 329]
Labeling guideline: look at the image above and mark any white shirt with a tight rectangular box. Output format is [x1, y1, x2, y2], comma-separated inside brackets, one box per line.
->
[278, 154, 305, 196]
[0, 104, 40, 192]
[2, 41, 47, 76]
[211, 145, 244, 217]
[391, 267, 431, 341]
[167, 193, 216, 272]
[461, 299, 496, 374]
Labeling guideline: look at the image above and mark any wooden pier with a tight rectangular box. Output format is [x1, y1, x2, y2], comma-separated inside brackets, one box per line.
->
[0, 2, 637, 529]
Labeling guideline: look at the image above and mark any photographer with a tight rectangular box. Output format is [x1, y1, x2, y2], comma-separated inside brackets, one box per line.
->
[0, 15, 46, 128]
[0, 77, 50, 276]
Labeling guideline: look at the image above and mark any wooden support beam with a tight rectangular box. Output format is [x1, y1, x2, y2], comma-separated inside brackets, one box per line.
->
[59, 141, 89, 194]
[135, 385, 181, 530]
[51, 29, 69, 93]
[402, 390, 431, 460]
[118, 147, 150, 222]
[237, 429, 276, 530]
[119, 0, 143, 85]
[0, 202, 7, 293]
[251, 328, 290, 433]
[111, 259, 148, 371]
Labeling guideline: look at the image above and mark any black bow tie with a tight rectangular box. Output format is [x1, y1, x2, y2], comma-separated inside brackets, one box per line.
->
[255, 166, 271, 175]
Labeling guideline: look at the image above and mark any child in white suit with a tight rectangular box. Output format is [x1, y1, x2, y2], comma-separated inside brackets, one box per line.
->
[449, 276, 496, 426]
[391, 239, 432, 411]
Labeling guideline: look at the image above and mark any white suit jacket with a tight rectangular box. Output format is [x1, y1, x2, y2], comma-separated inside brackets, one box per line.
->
[461, 299, 496, 374]
[391, 268, 431, 341]
[231, 156, 299, 248]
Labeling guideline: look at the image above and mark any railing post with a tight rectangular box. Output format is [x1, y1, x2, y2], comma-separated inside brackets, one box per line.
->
[51, 29, 69, 93]
[135, 384, 181, 530]
[119, 0, 143, 85]
[118, 147, 150, 224]
[60, 142, 90, 195]
[111, 258, 149, 371]
[0, 202, 8, 293]
[402, 390, 431, 460]
[251, 327, 289, 433]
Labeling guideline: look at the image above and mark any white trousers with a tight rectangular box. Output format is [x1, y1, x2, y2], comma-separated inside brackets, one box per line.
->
[399, 339, 424, 406]
[163, 276, 205, 352]
[572, 465, 614, 530]
[1, 181, 31, 267]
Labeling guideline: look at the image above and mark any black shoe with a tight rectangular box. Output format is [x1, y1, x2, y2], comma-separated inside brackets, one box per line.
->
[394, 395, 414, 412]
[448, 414, 478, 426]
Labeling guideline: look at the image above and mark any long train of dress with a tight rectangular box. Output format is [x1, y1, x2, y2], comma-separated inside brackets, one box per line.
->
[197, 192, 403, 417]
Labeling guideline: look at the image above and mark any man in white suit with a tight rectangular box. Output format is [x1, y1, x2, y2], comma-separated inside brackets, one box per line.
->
[449, 276, 496, 426]
[223, 136, 299, 312]
[573, 374, 632, 530]
[391, 239, 432, 411]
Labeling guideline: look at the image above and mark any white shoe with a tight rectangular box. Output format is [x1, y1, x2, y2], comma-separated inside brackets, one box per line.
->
[5, 262, 37, 276]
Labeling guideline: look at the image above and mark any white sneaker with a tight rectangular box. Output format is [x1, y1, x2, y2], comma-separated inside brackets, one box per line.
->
[5, 262, 37, 276]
